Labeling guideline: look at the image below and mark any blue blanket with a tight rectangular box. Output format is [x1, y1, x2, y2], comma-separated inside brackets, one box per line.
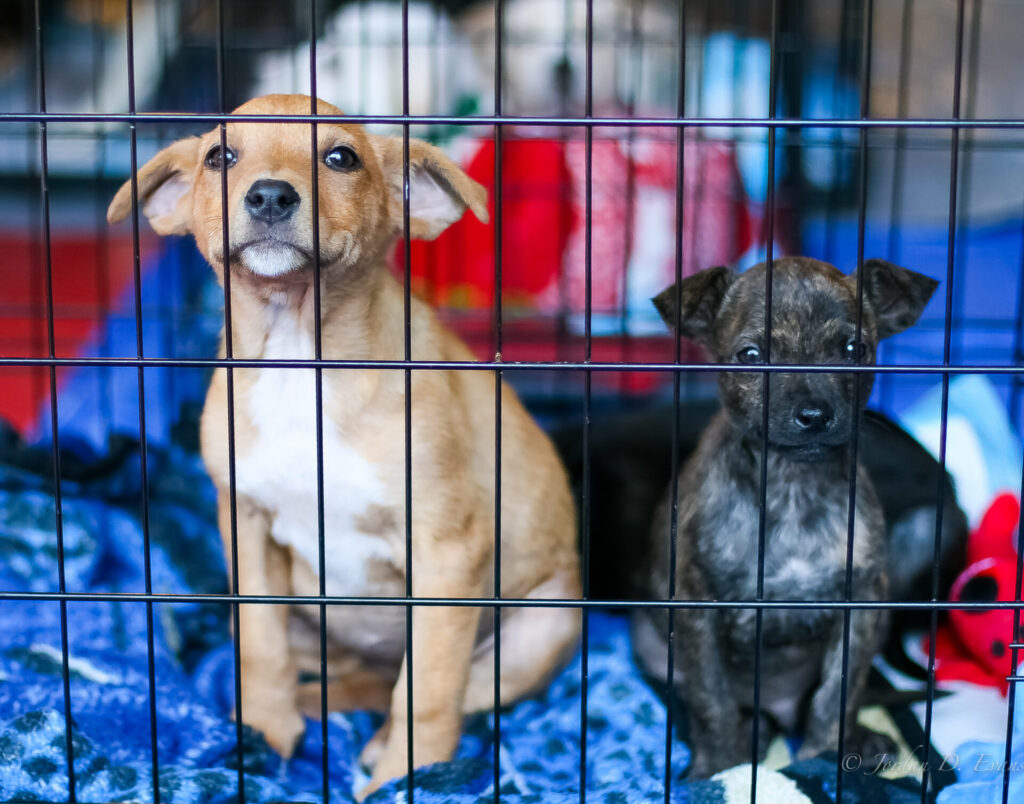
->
[0, 437, 939, 804]
[935, 693, 1024, 803]
[0, 440, 698, 803]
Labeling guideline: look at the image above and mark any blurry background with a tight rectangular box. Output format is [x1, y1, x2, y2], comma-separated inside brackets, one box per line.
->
[2, 0, 1024, 490]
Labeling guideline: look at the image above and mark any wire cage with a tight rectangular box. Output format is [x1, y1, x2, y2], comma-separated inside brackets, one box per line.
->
[3, 0, 1024, 802]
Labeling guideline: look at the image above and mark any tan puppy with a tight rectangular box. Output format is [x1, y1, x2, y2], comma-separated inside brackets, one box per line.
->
[108, 94, 581, 796]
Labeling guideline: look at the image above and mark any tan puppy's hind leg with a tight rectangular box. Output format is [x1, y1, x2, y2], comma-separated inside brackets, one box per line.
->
[297, 670, 395, 717]
[462, 571, 583, 712]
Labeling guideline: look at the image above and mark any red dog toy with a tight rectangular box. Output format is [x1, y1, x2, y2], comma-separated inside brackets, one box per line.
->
[929, 493, 1022, 693]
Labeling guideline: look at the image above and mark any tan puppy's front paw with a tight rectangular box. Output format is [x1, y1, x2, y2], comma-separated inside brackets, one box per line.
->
[242, 703, 306, 759]
[352, 721, 391, 801]
[357, 720, 390, 772]
[357, 753, 407, 802]
[356, 720, 457, 801]
[355, 777, 383, 802]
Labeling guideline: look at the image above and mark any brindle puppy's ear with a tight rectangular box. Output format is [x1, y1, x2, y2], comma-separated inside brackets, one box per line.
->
[856, 259, 939, 340]
[652, 265, 734, 344]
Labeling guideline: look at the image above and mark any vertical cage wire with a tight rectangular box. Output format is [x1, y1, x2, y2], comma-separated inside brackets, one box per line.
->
[31, 1, 76, 801]
[822, 0, 856, 270]
[750, 0, 780, 798]
[663, 3, 687, 801]
[881, 0, 915, 413]
[306, 4, 332, 803]
[24, 1, 45, 424]
[123, 1, 162, 801]
[91, 0, 115, 436]
[1013, 203, 1024, 430]
[615, 0, 640, 381]
[951, 0, 984, 369]
[834, 1, 874, 800]
[492, 0, 505, 797]
[780, 0, 805, 253]
[401, 0, 415, 793]
[578, 0, 595, 800]
[919, 1, 966, 800]
[212, 1, 247, 800]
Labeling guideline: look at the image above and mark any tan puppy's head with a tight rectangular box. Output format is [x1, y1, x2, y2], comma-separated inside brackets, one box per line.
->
[108, 94, 488, 285]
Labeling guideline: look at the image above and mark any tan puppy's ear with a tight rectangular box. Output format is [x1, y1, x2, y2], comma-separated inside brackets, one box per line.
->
[107, 137, 200, 235]
[375, 136, 490, 240]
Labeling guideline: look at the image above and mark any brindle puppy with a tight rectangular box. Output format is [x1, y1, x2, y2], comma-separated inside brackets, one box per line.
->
[632, 256, 938, 777]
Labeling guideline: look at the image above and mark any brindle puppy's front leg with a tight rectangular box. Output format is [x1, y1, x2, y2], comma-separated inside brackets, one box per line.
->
[360, 532, 489, 798]
[676, 568, 749, 778]
[218, 491, 305, 757]
[798, 603, 888, 761]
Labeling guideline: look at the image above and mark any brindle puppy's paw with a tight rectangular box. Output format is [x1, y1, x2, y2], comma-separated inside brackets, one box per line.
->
[848, 726, 900, 771]
[686, 729, 756, 779]
[685, 751, 717, 780]
[796, 724, 899, 768]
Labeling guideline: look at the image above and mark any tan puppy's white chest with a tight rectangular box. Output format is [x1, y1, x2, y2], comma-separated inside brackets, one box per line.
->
[234, 306, 397, 594]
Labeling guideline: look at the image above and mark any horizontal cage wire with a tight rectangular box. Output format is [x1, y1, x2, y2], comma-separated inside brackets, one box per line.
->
[3, 1, 1024, 804]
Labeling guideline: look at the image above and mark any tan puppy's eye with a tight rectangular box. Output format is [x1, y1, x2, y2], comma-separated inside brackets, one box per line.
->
[204, 145, 237, 170]
[324, 145, 360, 171]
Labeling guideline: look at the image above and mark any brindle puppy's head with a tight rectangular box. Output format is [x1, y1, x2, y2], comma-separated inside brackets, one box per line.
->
[653, 257, 938, 461]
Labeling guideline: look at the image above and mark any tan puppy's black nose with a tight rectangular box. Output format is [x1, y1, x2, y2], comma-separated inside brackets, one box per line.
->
[245, 179, 300, 224]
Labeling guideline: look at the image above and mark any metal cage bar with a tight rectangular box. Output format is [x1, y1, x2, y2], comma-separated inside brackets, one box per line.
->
[662, 1, 687, 800]
[920, 1, 967, 800]
[750, 2, 780, 794]
[492, 0, 505, 798]
[31, 2, 76, 802]
[578, 1, 595, 800]
[401, 0, 415, 794]
[305, 4, 332, 803]
[6, 355, 1024, 375]
[834, 2, 874, 800]
[881, 0, 916, 413]
[124, 2, 162, 802]
[212, 3, 247, 802]
[7, 111, 1024, 127]
[6, 590, 1024, 611]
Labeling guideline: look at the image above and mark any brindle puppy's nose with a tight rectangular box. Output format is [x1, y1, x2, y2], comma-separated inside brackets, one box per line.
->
[794, 400, 834, 432]
[245, 179, 300, 224]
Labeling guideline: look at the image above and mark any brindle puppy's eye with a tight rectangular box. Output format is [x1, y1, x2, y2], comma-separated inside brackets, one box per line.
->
[736, 346, 763, 364]
[844, 339, 868, 361]
[204, 145, 237, 170]
[324, 145, 361, 171]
